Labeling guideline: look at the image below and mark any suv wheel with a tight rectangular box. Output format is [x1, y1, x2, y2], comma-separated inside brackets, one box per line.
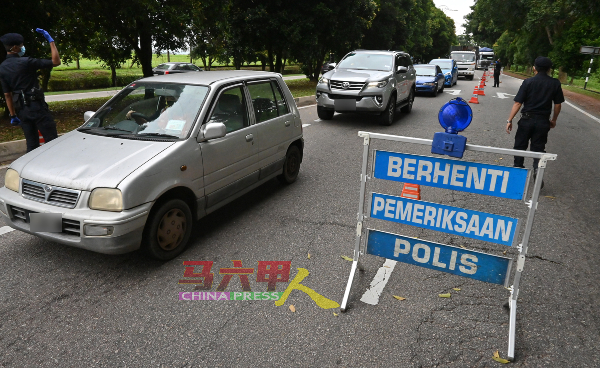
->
[401, 88, 414, 113]
[277, 145, 301, 184]
[378, 96, 396, 126]
[143, 199, 193, 261]
[317, 106, 334, 120]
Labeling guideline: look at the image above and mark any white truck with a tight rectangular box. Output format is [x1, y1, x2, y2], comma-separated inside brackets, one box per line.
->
[477, 48, 495, 70]
[450, 50, 477, 80]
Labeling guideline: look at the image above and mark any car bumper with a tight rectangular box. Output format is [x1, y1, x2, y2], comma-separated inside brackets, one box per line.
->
[0, 187, 152, 255]
[316, 91, 387, 114]
[458, 70, 475, 76]
[444, 76, 453, 86]
[416, 85, 436, 92]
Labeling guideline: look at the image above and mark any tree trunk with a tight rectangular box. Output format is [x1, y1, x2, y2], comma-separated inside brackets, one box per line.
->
[267, 47, 274, 72]
[569, 75, 574, 85]
[111, 65, 117, 87]
[558, 67, 567, 84]
[167, 50, 170, 62]
[281, 54, 287, 74]
[137, 18, 154, 77]
[208, 55, 213, 71]
[76, 56, 80, 70]
[275, 52, 282, 75]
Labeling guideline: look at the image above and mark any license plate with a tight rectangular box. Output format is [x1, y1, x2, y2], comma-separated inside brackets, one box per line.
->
[334, 99, 356, 111]
[30, 213, 62, 233]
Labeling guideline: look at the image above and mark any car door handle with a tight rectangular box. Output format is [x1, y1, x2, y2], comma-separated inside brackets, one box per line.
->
[245, 134, 253, 142]
[284, 121, 291, 127]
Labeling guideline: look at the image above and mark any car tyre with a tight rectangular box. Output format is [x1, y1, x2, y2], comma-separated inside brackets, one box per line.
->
[430, 86, 438, 97]
[143, 199, 193, 261]
[317, 106, 334, 120]
[378, 96, 396, 126]
[278, 145, 301, 184]
[440, 84, 445, 93]
[467, 76, 474, 81]
[401, 88, 414, 114]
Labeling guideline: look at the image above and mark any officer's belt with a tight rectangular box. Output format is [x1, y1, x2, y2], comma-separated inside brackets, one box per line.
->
[521, 112, 549, 120]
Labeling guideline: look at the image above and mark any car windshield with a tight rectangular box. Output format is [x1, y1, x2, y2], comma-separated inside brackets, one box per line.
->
[79, 82, 209, 140]
[415, 66, 437, 76]
[430, 60, 452, 69]
[337, 53, 393, 71]
[452, 53, 476, 62]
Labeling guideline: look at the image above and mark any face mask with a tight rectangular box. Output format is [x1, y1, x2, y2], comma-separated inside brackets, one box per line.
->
[18, 46, 25, 56]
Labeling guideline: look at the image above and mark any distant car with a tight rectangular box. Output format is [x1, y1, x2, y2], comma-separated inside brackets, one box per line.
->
[429, 59, 458, 86]
[321, 62, 336, 75]
[414, 64, 445, 97]
[152, 62, 203, 75]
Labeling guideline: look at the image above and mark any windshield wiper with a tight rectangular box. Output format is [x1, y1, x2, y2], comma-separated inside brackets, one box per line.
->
[137, 132, 179, 139]
[102, 125, 134, 133]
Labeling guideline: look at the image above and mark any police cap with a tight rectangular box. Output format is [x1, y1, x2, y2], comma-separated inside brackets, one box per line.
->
[534, 56, 553, 68]
[0, 33, 24, 47]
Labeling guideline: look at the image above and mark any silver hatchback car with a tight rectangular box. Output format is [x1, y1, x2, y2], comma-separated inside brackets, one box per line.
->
[0, 71, 304, 260]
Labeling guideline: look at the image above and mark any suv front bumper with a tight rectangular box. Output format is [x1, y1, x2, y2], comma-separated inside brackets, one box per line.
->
[0, 187, 152, 254]
[316, 92, 388, 114]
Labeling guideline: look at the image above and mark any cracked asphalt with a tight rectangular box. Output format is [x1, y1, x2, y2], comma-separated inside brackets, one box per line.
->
[1, 71, 599, 367]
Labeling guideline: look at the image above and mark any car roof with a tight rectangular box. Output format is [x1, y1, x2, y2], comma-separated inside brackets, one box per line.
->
[414, 64, 436, 67]
[352, 49, 409, 56]
[430, 59, 453, 62]
[139, 70, 282, 85]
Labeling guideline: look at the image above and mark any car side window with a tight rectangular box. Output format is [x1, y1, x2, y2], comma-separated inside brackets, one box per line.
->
[247, 81, 279, 123]
[404, 56, 413, 68]
[437, 66, 442, 75]
[190, 65, 201, 71]
[271, 81, 290, 115]
[206, 86, 249, 133]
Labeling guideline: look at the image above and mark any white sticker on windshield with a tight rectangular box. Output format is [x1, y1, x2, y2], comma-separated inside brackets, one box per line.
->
[166, 120, 186, 131]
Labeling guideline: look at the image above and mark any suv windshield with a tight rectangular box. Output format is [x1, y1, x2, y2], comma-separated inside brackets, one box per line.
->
[431, 60, 452, 69]
[79, 82, 209, 140]
[452, 53, 476, 62]
[415, 66, 437, 76]
[337, 53, 393, 71]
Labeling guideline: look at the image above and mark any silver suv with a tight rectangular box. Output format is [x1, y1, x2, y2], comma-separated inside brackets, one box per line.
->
[0, 71, 303, 260]
[315, 50, 416, 125]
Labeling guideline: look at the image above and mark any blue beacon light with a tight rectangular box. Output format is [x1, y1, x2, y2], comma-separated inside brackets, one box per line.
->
[431, 97, 473, 158]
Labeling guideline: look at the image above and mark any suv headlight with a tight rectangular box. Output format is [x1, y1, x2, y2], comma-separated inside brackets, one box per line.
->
[89, 188, 123, 212]
[318, 77, 329, 84]
[367, 80, 389, 88]
[5, 169, 20, 192]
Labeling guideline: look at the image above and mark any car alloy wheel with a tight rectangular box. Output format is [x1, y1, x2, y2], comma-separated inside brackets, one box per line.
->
[157, 208, 186, 251]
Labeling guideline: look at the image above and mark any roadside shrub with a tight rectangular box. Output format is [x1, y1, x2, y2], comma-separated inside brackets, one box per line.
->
[47, 71, 143, 91]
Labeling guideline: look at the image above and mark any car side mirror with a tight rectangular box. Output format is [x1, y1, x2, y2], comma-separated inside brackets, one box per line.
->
[396, 66, 408, 74]
[197, 122, 227, 142]
[84, 111, 95, 122]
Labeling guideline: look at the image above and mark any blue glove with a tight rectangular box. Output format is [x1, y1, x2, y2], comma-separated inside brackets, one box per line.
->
[10, 116, 21, 126]
[35, 28, 54, 43]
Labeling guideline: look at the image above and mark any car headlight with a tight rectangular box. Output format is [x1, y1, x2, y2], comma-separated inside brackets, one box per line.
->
[367, 80, 389, 88]
[318, 77, 329, 84]
[423, 82, 436, 86]
[5, 169, 20, 192]
[89, 188, 123, 212]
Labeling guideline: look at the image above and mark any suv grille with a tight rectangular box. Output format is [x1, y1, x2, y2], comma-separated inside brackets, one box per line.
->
[9, 206, 81, 237]
[22, 179, 80, 209]
[330, 81, 365, 91]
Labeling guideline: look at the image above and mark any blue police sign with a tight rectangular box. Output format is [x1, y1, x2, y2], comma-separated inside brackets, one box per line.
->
[371, 193, 519, 246]
[373, 151, 529, 200]
[366, 229, 512, 285]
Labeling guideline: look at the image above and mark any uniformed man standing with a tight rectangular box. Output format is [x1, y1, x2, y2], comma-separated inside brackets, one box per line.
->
[506, 56, 564, 188]
[493, 59, 502, 87]
[0, 29, 60, 152]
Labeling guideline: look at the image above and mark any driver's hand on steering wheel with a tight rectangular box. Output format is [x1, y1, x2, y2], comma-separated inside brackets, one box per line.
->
[126, 110, 135, 120]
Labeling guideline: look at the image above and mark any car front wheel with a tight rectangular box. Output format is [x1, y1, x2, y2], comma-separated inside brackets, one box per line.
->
[378, 96, 396, 126]
[143, 199, 193, 261]
[317, 106, 334, 120]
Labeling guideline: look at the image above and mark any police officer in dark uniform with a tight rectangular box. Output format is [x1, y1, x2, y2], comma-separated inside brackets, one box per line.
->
[493, 59, 502, 87]
[506, 56, 564, 188]
[0, 29, 60, 152]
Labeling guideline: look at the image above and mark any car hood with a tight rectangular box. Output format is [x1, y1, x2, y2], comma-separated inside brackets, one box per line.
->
[326, 69, 392, 82]
[14, 131, 175, 191]
[416, 76, 436, 83]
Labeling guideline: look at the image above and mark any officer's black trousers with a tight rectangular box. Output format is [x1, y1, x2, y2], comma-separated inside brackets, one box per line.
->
[493, 73, 500, 87]
[513, 117, 551, 170]
[18, 101, 58, 152]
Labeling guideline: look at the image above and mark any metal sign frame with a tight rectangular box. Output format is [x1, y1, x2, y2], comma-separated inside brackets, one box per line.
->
[340, 131, 557, 361]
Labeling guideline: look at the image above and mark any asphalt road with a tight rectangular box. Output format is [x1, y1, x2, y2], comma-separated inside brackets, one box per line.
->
[1, 71, 600, 367]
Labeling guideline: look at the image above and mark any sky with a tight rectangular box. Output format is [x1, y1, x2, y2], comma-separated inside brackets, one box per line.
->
[432, 0, 475, 35]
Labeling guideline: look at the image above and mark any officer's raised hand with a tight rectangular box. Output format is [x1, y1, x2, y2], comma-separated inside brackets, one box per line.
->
[35, 28, 54, 43]
[10, 115, 21, 126]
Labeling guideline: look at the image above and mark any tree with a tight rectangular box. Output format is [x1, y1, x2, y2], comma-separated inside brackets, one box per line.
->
[421, 6, 456, 61]
[189, 0, 228, 71]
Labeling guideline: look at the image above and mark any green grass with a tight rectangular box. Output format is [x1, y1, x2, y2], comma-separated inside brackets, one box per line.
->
[0, 79, 316, 143]
[561, 85, 600, 101]
[45, 87, 123, 96]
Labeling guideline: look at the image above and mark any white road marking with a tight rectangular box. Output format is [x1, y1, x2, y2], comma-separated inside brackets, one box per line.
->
[360, 259, 398, 305]
[497, 92, 516, 99]
[0, 226, 15, 236]
[565, 101, 600, 123]
[302, 124, 311, 128]
[314, 119, 321, 122]
[444, 89, 461, 96]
